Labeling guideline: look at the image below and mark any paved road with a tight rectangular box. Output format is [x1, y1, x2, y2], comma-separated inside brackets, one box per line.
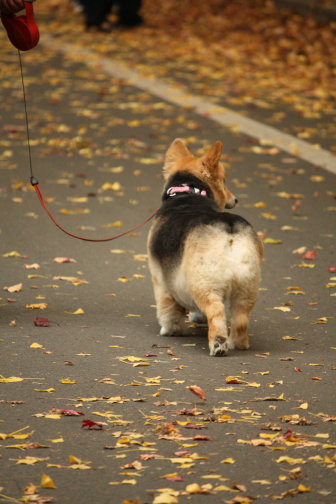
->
[0, 4, 335, 504]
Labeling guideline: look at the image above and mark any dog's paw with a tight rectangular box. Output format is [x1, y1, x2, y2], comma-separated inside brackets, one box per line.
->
[234, 340, 250, 350]
[188, 311, 207, 324]
[209, 336, 230, 357]
[160, 324, 184, 337]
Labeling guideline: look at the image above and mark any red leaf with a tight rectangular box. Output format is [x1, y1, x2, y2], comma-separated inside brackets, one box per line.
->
[294, 367, 302, 372]
[328, 266, 336, 272]
[34, 317, 52, 327]
[187, 385, 206, 401]
[81, 419, 103, 430]
[303, 250, 317, 260]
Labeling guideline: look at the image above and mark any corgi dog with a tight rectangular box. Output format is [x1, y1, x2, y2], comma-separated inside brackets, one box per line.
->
[147, 139, 263, 356]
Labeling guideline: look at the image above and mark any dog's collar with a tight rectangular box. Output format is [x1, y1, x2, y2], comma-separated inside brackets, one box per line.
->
[166, 184, 207, 198]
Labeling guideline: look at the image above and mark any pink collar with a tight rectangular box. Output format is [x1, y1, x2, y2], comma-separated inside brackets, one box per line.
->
[167, 185, 207, 197]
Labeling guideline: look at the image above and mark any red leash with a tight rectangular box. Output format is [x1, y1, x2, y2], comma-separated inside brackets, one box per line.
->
[31, 177, 158, 242]
[5, 4, 158, 243]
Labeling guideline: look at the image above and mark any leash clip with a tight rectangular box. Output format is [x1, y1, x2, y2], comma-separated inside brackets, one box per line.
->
[30, 176, 39, 186]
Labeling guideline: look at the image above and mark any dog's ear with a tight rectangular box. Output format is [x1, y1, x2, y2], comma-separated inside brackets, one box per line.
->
[165, 138, 191, 163]
[202, 141, 223, 174]
[163, 139, 192, 178]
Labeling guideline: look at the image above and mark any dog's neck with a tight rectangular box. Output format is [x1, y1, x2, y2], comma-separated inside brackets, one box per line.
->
[166, 184, 207, 198]
[163, 171, 211, 202]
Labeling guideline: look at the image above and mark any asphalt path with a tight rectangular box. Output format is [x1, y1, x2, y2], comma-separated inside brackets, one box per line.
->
[0, 11, 335, 504]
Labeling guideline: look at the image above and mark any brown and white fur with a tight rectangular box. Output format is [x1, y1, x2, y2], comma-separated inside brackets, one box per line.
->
[147, 139, 263, 356]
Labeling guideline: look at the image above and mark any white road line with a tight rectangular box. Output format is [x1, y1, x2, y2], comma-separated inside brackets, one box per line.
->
[41, 35, 336, 175]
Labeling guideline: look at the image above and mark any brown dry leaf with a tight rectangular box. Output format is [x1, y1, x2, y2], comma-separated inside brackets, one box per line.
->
[24, 263, 40, 269]
[3, 283, 23, 293]
[53, 257, 77, 263]
[23, 482, 39, 495]
[187, 385, 206, 401]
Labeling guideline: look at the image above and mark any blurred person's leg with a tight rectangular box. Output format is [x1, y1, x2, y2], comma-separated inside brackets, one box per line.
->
[80, 0, 115, 31]
[118, 0, 143, 27]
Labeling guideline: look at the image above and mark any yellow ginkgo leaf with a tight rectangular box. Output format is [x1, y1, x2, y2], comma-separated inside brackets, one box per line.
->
[67, 308, 85, 315]
[3, 251, 24, 257]
[48, 438, 64, 443]
[0, 376, 24, 383]
[221, 457, 236, 464]
[40, 473, 57, 489]
[25, 303, 48, 310]
[263, 237, 282, 244]
[15, 456, 48, 465]
[69, 455, 82, 464]
[276, 456, 305, 465]
[153, 493, 178, 504]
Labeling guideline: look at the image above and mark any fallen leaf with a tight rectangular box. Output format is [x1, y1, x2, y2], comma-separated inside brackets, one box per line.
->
[66, 308, 85, 315]
[34, 317, 53, 327]
[40, 473, 57, 489]
[25, 303, 48, 310]
[187, 385, 206, 401]
[153, 493, 178, 504]
[221, 457, 236, 464]
[303, 250, 317, 260]
[4, 283, 22, 293]
[2, 251, 26, 258]
[81, 419, 104, 430]
[276, 456, 306, 465]
[53, 257, 77, 263]
[49, 408, 84, 416]
[13, 456, 49, 465]
[30, 342, 44, 349]
[263, 238, 282, 244]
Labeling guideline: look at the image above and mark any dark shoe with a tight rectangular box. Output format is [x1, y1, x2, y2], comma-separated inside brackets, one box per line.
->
[86, 21, 113, 33]
[118, 14, 143, 27]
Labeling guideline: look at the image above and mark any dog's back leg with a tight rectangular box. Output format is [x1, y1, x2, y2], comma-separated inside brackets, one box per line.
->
[151, 275, 186, 336]
[191, 290, 231, 356]
[229, 294, 256, 349]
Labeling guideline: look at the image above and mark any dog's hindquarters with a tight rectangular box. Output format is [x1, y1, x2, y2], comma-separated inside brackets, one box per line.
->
[180, 224, 262, 355]
[148, 216, 262, 356]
